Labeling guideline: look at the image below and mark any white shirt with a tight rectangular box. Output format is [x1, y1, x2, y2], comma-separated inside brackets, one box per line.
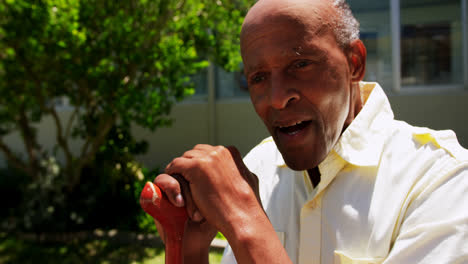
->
[221, 82, 468, 264]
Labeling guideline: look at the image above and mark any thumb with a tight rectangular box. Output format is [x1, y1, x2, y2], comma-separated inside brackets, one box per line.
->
[154, 173, 185, 207]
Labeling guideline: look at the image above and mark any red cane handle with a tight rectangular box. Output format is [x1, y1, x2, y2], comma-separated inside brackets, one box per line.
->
[140, 179, 189, 264]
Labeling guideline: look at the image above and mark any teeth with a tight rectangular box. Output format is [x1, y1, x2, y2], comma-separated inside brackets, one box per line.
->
[279, 121, 303, 128]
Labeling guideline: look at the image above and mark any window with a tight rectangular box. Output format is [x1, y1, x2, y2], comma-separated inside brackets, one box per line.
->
[350, 0, 465, 91]
[216, 66, 249, 99]
[400, 0, 462, 88]
[349, 0, 394, 90]
[192, 67, 208, 96]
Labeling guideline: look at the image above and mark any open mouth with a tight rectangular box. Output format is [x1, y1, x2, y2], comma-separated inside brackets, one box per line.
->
[277, 120, 312, 135]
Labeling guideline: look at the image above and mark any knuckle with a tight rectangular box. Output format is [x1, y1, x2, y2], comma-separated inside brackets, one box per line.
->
[209, 145, 225, 158]
[215, 145, 226, 152]
[172, 157, 183, 165]
[154, 174, 179, 191]
[166, 179, 180, 190]
[194, 144, 205, 149]
[238, 185, 255, 201]
[154, 173, 169, 184]
[199, 155, 213, 167]
[182, 150, 193, 158]
[166, 157, 182, 171]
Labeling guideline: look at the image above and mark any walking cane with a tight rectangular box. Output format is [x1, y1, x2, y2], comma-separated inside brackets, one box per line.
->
[140, 181, 188, 264]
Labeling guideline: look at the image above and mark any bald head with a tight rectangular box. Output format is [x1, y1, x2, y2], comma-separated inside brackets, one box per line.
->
[241, 0, 359, 50]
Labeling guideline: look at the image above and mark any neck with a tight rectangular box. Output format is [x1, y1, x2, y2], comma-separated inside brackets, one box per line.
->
[307, 167, 321, 188]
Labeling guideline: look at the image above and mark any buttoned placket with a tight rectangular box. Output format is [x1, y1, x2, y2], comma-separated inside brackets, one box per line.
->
[298, 151, 347, 264]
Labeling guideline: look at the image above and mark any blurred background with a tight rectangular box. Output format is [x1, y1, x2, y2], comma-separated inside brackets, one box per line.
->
[0, 0, 467, 263]
[0, 0, 251, 262]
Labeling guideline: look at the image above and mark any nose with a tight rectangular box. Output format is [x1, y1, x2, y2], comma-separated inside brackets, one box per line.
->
[269, 71, 300, 109]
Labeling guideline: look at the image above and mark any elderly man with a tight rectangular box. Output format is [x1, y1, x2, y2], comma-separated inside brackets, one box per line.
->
[154, 0, 468, 263]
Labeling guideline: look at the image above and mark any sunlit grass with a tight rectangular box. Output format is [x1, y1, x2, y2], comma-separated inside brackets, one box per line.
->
[0, 233, 224, 264]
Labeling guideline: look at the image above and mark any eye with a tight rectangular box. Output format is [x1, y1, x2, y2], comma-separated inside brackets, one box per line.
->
[294, 60, 312, 69]
[250, 73, 266, 84]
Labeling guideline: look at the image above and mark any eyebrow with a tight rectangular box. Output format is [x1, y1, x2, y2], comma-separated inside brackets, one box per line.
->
[291, 45, 328, 58]
[245, 44, 328, 74]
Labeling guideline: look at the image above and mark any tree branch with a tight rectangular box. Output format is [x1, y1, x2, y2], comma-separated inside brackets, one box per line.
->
[69, 113, 116, 191]
[0, 138, 32, 177]
[16, 46, 76, 175]
[79, 114, 115, 166]
[79, 104, 98, 159]
[17, 104, 41, 180]
[65, 107, 79, 140]
[48, 106, 74, 169]
[83, 114, 115, 166]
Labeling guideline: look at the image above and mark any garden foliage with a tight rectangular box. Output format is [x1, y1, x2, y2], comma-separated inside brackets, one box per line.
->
[0, 0, 252, 231]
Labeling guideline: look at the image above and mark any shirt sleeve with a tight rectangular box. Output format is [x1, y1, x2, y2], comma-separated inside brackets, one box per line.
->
[383, 164, 468, 263]
[221, 244, 237, 264]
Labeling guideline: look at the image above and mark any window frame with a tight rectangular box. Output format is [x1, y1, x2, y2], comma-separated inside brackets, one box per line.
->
[391, 0, 468, 93]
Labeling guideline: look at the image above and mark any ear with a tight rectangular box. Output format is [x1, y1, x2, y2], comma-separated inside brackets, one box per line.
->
[348, 39, 367, 82]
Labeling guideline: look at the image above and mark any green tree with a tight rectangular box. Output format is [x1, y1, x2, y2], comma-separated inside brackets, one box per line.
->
[0, 0, 252, 193]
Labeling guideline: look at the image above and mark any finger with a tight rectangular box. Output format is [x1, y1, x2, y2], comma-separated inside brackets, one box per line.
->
[193, 144, 214, 151]
[226, 146, 261, 202]
[226, 145, 242, 162]
[182, 149, 205, 159]
[173, 174, 204, 222]
[165, 156, 189, 173]
[165, 157, 196, 182]
[154, 173, 185, 207]
[226, 145, 249, 174]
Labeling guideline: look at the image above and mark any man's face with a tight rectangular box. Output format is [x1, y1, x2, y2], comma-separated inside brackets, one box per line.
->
[241, 4, 356, 171]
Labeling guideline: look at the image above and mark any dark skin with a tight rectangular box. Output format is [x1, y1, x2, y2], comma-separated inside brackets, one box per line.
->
[154, 0, 367, 263]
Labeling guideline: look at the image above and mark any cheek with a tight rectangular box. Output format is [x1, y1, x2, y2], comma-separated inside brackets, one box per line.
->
[323, 88, 350, 139]
[249, 90, 268, 120]
[308, 76, 350, 142]
[323, 64, 351, 130]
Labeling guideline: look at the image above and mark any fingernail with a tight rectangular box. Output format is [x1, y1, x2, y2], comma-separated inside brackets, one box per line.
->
[175, 194, 185, 207]
[193, 211, 203, 222]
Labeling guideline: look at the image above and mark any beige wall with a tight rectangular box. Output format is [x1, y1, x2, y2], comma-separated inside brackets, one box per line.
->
[132, 102, 211, 170]
[133, 100, 269, 170]
[0, 111, 84, 168]
[1, 91, 467, 170]
[389, 92, 468, 147]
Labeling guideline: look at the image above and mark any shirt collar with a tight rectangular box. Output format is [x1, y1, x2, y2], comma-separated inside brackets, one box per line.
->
[333, 82, 394, 167]
[309, 82, 394, 198]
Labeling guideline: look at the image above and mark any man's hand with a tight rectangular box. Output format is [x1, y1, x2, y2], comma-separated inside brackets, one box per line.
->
[155, 144, 290, 264]
[163, 145, 261, 234]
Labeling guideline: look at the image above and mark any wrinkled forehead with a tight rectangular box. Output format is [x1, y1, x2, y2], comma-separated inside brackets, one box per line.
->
[240, 0, 334, 49]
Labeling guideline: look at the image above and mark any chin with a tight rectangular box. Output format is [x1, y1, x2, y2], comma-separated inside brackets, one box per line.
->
[279, 145, 327, 171]
[282, 156, 316, 171]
